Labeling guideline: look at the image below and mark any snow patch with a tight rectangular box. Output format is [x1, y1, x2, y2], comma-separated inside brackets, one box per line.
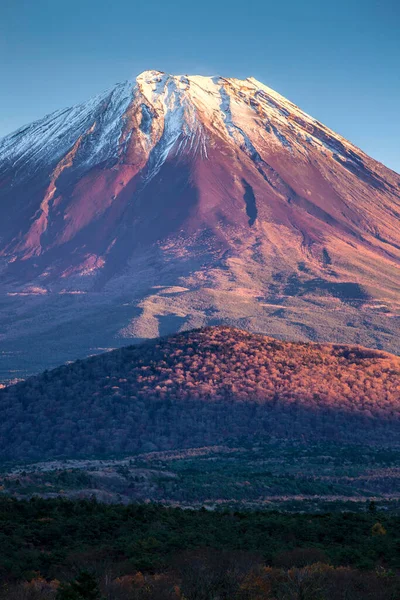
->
[219, 84, 261, 162]
[271, 124, 292, 151]
[0, 81, 135, 180]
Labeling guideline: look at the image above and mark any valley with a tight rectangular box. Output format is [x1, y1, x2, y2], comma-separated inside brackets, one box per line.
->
[2, 441, 400, 513]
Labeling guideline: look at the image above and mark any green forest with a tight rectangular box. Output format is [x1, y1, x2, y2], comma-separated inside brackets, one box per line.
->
[0, 498, 399, 599]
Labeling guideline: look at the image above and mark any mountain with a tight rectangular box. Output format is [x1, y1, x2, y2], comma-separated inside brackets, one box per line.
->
[1, 71, 400, 380]
[0, 326, 399, 462]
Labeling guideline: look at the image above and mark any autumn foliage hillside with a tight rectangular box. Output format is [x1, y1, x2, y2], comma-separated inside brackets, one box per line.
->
[0, 327, 399, 460]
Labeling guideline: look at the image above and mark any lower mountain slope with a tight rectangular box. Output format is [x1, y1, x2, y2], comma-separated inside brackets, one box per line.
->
[0, 326, 399, 461]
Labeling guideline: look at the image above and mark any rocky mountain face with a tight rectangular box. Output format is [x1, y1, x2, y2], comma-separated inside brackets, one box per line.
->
[0, 71, 399, 380]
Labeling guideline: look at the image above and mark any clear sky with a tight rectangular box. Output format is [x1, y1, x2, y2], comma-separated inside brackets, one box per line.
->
[1, 0, 399, 173]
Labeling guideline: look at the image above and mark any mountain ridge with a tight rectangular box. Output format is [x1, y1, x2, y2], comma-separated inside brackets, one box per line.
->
[0, 326, 399, 461]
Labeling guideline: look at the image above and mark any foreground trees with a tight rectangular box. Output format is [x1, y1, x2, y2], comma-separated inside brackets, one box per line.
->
[0, 499, 399, 599]
[2, 562, 399, 600]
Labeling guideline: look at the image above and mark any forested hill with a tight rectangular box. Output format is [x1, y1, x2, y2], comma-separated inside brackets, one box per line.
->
[0, 326, 399, 461]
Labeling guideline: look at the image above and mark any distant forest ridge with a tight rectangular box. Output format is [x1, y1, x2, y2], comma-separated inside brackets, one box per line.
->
[0, 326, 399, 461]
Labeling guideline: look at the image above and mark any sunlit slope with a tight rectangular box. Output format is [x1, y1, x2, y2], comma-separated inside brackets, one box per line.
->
[1, 326, 399, 460]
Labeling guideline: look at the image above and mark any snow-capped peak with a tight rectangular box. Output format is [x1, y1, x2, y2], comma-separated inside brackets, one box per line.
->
[1, 69, 399, 369]
[0, 70, 365, 183]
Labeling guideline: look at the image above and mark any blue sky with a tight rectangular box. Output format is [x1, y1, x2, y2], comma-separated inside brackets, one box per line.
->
[1, 0, 399, 172]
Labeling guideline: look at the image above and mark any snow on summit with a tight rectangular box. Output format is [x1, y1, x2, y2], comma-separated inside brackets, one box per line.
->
[0, 71, 363, 175]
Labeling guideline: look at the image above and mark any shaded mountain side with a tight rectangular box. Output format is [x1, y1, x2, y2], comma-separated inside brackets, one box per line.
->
[0, 72, 400, 379]
[0, 326, 399, 461]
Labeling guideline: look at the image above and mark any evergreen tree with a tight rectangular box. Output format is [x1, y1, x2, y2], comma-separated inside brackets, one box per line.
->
[56, 572, 101, 600]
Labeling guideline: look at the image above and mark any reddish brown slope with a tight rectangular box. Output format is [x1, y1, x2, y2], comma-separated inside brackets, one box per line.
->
[0, 72, 399, 378]
[0, 326, 399, 460]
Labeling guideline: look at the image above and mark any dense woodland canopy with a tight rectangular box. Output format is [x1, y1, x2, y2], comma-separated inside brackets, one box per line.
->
[0, 499, 399, 599]
[0, 326, 399, 461]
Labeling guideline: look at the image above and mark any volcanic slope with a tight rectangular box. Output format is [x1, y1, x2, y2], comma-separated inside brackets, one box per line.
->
[0, 71, 400, 379]
[0, 326, 399, 461]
